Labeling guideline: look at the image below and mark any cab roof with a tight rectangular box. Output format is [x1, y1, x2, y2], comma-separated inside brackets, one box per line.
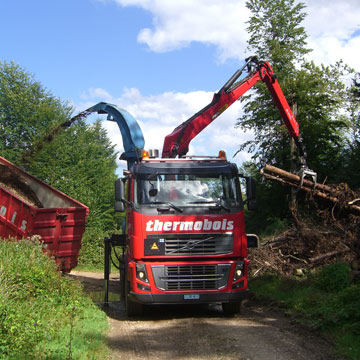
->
[134, 159, 237, 176]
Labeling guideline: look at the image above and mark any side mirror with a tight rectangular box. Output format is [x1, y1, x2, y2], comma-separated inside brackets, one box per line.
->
[114, 179, 125, 212]
[246, 177, 257, 211]
[246, 234, 259, 248]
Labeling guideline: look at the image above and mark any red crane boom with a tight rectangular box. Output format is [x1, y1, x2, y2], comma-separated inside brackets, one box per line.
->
[162, 56, 303, 161]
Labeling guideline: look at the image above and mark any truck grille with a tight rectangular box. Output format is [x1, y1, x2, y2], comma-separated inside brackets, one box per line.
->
[151, 264, 231, 291]
[146, 233, 233, 256]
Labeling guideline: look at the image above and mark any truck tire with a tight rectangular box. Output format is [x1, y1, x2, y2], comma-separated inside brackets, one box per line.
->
[125, 280, 143, 317]
[222, 302, 241, 315]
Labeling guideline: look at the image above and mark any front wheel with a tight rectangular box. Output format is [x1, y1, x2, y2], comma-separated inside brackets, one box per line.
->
[222, 302, 241, 315]
[125, 280, 143, 317]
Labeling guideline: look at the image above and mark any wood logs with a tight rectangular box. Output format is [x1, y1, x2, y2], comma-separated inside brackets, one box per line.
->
[261, 165, 360, 214]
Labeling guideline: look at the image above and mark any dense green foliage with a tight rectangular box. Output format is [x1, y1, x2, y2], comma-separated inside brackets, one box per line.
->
[0, 61, 72, 164]
[0, 239, 109, 359]
[238, 0, 358, 234]
[246, 0, 310, 73]
[0, 61, 122, 267]
[26, 119, 118, 228]
[249, 264, 360, 359]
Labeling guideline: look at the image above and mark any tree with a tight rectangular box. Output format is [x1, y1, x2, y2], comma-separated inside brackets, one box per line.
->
[26, 120, 118, 230]
[246, 0, 310, 74]
[238, 0, 311, 171]
[0, 61, 72, 165]
[236, 0, 355, 233]
[290, 60, 353, 181]
[239, 0, 353, 177]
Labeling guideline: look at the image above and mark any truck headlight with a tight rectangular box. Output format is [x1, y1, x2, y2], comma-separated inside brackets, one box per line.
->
[233, 261, 244, 281]
[136, 263, 149, 283]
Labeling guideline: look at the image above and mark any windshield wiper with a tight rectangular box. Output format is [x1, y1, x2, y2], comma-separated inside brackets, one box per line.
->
[187, 200, 230, 212]
[187, 201, 215, 204]
[143, 201, 183, 213]
[210, 203, 230, 212]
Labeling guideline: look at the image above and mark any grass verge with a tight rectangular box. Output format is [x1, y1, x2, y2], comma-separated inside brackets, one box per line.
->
[248, 262, 360, 360]
[0, 239, 109, 359]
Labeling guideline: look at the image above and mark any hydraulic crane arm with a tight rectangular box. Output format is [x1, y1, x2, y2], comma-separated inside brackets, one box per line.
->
[85, 102, 145, 169]
[162, 56, 305, 163]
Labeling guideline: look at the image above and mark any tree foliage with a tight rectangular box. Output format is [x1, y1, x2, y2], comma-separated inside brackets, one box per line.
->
[246, 0, 310, 74]
[294, 61, 354, 179]
[0, 61, 72, 164]
[237, 0, 357, 234]
[26, 120, 118, 231]
[238, 0, 311, 172]
[240, 0, 354, 178]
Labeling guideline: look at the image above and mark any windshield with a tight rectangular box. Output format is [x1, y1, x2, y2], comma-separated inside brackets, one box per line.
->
[135, 173, 242, 208]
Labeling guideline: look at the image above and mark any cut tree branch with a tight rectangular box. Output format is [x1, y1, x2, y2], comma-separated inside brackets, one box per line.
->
[261, 165, 360, 214]
[309, 248, 351, 263]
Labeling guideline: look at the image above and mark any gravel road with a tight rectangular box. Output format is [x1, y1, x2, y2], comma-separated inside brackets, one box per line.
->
[69, 271, 342, 360]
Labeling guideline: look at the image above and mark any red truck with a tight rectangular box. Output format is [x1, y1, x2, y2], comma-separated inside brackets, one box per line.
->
[115, 151, 258, 315]
[88, 57, 314, 316]
[0, 156, 89, 272]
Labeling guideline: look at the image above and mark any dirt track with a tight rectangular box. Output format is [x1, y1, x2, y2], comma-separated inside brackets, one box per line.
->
[69, 271, 342, 360]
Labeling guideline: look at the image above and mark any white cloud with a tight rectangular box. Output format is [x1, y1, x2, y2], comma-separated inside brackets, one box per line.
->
[303, 0, 359, 39]
[303, 0, 360, 69]
[80, 88, 112, 101]
[109, 0, 251, 62]
[106, 0, 360, 69]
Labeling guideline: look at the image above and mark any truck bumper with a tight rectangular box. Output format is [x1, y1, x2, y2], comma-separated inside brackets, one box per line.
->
[129, 290, 248, 305]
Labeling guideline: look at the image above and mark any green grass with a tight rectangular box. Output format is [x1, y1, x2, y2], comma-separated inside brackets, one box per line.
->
[0, 239, 110, 359]
[249, 263, 360, 360]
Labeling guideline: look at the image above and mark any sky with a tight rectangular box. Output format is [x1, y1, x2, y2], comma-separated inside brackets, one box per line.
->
[1, 0, 359, 173]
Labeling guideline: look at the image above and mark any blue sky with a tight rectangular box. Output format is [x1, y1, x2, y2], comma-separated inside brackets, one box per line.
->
[1, 0, 359, 172]
[0, 0, 239, 98]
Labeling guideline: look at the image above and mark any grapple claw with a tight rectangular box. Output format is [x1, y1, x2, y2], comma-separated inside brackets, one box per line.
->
[298, 166, 317, 189]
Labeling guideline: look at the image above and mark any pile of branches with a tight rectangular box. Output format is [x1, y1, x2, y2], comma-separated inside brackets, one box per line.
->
[248, 165, 360, 278]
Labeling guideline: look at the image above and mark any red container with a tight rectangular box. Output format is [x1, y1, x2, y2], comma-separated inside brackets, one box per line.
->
[0, 156, 89, 272]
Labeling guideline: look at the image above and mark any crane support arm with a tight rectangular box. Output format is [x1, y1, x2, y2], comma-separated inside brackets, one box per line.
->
[161, 57, 301, 159]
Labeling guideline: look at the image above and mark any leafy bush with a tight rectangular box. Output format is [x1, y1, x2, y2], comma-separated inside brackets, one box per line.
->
[78, 212, 125, 269]
[78, 227, 107, 269]
[312, 262, 351, 292]
[0, 239, 109, 359]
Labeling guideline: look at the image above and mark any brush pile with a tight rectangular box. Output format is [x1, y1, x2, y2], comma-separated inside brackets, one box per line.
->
[248, 165, 360, 278]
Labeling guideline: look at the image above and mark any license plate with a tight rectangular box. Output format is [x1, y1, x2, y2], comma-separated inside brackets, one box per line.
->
[184, 294, 200, 300]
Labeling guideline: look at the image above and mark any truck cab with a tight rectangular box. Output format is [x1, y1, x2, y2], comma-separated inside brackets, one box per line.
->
[118, 153, 255, 315]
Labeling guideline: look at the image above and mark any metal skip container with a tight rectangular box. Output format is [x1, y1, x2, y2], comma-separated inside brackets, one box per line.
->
[0, 156, 89, 272]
